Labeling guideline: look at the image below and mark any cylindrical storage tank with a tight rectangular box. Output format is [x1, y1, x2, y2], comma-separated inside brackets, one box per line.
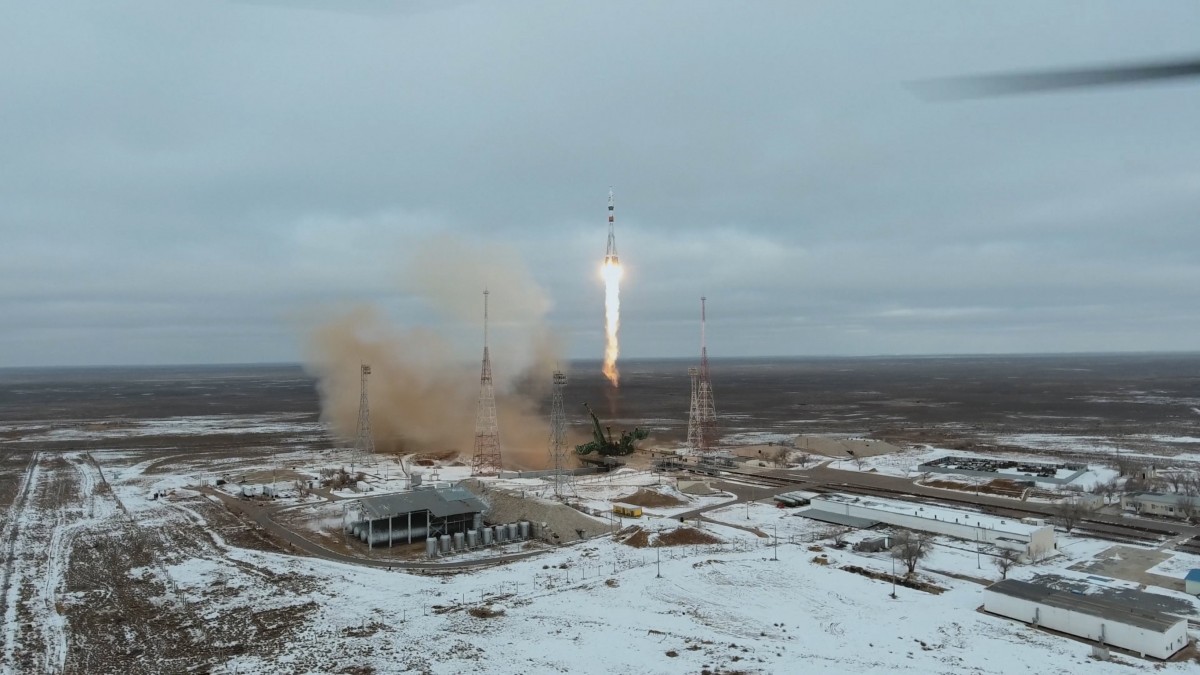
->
[482, 527, 494, 546]
[359, 526, 369, 543]
[426, 538, 438, 558]
[467, 530, 479, 548]
[507, 523, 519, 541]
[494, 525, 506, 543]
[519, 521, 530, 539]
[439, 534, 451, 554]
[349, 522, 361, 537]
[453, 532, 465, 551]
[369, 528, 393, 547]
[473, 513, 484, 530]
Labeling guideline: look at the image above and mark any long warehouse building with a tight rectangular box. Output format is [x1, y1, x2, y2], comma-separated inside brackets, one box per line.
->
[806, 493, 1055, 559]
[982, 579, 1188, 660]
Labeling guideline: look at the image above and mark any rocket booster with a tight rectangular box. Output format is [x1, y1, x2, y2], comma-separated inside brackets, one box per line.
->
[604, 188, 619, 264]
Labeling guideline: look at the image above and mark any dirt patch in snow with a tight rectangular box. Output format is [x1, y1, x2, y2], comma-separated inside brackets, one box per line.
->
[840, 564, 946, 594]
[615, 488, 688, 508]
[620, 526, 723, 548]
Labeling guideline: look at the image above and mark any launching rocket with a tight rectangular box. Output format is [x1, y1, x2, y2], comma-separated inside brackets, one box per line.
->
[605, 188, 618, 265]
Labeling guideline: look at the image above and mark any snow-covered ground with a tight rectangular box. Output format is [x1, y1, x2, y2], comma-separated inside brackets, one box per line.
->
[7, 440, 1200, 673]
[161, 507, 1190, 674]
[9, 414, 322, 442]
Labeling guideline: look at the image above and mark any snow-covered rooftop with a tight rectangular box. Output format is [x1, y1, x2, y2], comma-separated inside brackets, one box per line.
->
[812, 493, 1049, 536]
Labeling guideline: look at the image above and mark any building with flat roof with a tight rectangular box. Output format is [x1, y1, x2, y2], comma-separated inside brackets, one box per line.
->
[917, 456, 1086, 485]
[807, 493, 1055, 559]
[1186, 570, 1200, 596]
[343, 485, 485, 549]
[1121, 492, 1198, 520]
[983, 578, 1188, 660]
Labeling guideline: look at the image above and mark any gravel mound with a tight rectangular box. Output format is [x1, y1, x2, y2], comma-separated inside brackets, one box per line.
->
[461, 479, 611, 543]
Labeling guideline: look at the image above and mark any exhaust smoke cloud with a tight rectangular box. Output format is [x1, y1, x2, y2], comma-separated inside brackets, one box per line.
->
[304, 236, 562, 469]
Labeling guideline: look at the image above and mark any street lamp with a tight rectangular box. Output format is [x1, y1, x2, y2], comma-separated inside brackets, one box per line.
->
[891, 553, 897, 599]
[976, 525, 982, 569]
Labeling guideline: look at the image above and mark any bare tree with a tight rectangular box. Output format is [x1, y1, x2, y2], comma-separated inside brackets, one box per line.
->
[1186, 473, 1200, 496]
[1180, 494, 1199, 523]
[1165, 471, 1188, 494]
[794, 452, 813, 469]
[1090, 477, 1119, 505]
[770, 447, 790, 468]
[1055, 499, 1091, 532]
[824, 526, 853, 548]
[1111, 454, 1139, 478]
[846, 449, 865, 470]
[891, 530, 932, 576]
[992, 548, 1020, 579]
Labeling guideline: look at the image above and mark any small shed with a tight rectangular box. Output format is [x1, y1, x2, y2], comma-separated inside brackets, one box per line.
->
[1186, 569, 1200, 596]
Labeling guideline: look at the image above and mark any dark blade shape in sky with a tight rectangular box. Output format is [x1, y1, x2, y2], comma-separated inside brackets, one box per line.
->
[910, 56, 1200, 100]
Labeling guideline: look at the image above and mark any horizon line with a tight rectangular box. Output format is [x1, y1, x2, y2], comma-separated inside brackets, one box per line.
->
[5, 349, 1200, 371]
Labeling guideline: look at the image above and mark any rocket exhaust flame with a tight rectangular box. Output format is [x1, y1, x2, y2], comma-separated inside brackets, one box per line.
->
[602, 188, 622, 388]
[602, 259, 622, 387]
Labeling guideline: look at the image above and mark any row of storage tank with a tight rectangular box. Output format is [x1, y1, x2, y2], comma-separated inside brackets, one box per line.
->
[347, 513, 486, 547]
[425, 521, 532, 558]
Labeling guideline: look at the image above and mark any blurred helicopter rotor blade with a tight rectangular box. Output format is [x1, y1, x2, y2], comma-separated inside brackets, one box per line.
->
[910, 56, 1200, 100]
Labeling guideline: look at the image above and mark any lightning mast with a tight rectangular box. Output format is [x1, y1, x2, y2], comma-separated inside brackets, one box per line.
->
[471, 290, 503, 475]
[685, 366, 700, 452]
[548, 369, 572, 498]
[693, 297, 717, 454]
[355, 364, 375, 463]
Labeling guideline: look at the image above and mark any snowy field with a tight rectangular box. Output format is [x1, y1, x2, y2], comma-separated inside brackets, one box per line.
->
[4, 440, 1200, 672]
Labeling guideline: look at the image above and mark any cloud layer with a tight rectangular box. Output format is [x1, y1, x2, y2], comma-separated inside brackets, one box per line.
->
[3, 1, 1200, 366]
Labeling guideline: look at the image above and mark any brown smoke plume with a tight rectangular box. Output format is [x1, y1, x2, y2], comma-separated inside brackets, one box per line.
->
[303, 236, 563, 469]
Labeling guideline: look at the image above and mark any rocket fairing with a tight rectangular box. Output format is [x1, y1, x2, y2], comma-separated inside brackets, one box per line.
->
[604, 188, 619, 264]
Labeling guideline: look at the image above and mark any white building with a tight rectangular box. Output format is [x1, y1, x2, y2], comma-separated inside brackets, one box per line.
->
[983, 579, 1188, 660]
[1121, 492, 1197, 519]
[1186, 570, 1200, 596]
[807, 493, 1055, 559]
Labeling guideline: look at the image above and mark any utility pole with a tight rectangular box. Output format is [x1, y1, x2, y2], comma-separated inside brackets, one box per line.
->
[656, 546, 661, 578]
[773, 524, 779, 561]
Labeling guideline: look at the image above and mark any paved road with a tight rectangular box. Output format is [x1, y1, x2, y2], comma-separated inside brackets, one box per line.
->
[670, 478, 818, 537]
[199, 488, 542, 571]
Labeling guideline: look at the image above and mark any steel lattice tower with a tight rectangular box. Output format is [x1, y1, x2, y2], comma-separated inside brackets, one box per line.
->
[355, 364, 375, 462]
[471, 290, 503, 476]
[548, 369, 572, 497]
[685, 366, 700, 452]
[693, 297, 718, 454]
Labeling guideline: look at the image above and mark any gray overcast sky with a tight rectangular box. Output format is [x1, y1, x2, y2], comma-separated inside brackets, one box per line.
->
[3, 1, 1200, 367]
